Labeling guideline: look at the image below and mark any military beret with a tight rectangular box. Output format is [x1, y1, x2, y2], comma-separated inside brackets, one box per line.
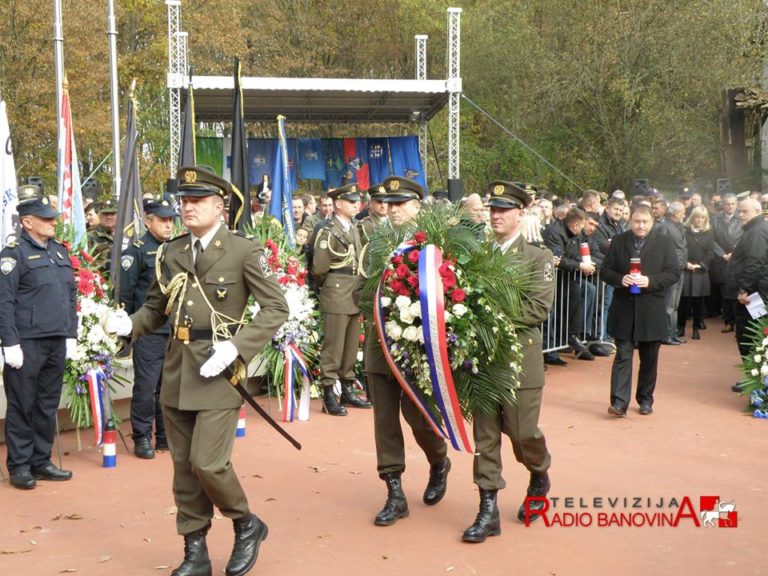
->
[329, 183, 361, 203]
[17, 195, 58, 219]
[99, 198, 118, 213]
[144, 199, 176, 218]
[380, 176, 425, 203]
[487, 180, 531, 209]
[368, 183, 388, 200]
[176, 166, 231, 198]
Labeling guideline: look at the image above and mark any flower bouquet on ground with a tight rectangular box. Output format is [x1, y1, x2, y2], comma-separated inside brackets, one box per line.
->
[247, 217, 321, 422]
[60, 240, 127, 448]
[363, 202, 534, 451]
[740, 317, 768, 418]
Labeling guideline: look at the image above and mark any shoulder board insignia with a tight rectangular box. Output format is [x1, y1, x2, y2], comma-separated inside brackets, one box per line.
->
[5, 241, 17, 248]
[1, 257, 16, 275]
[121, 255, 135, 271]
[168, 232, 190, 243]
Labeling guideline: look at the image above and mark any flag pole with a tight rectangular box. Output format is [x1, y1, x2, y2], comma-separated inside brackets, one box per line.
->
[107, 0, 121, 200]
[53, 0, 64, 161]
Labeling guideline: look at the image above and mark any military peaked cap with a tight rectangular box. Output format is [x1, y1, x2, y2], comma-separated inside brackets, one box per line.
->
[176, 166, 231, 198]
[380, 176, 425, 203]
[487, 180, 532, 209]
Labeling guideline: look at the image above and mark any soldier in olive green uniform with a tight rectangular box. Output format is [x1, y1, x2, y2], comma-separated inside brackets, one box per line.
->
[357, 183, 389, 244]
[88, 199, 117, 280]
[106, 167, 289, 576]
[463, 181, 554, 543]
[364, 177, 450, 527]
[312, 184, 371, 415]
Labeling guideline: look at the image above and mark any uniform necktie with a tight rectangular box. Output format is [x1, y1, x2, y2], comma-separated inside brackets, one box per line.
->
[194, 239, 204, 266]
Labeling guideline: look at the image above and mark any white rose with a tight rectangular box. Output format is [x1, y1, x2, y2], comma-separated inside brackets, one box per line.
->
[444, 310, 452, 322]
[380, 296, 392, 308]
[761, 364, 768, 377]
[399, 308, 415, 325]
[452, 303, 468, 318]
[755, 355, 763, 363]
[386, 321, 403, 341]
[395, 295, 412, 311]
[403, 326, 420, 342]
[408, 302, 422, 319]
[763, 337, 768, 347]
[751, 368, 759, 377]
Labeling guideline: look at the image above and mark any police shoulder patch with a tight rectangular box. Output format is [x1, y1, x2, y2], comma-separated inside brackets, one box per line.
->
[121, 255, 135, 271]
[1, 257, 17, 275]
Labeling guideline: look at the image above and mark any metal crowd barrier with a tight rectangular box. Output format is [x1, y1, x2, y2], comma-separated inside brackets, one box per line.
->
[541, 268, 612, 353]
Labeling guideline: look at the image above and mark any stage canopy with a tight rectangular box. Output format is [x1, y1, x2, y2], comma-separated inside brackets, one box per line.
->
[185, 76, 453, 124]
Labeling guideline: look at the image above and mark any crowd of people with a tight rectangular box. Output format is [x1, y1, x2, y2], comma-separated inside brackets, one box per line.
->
[2, 171, 764, 575]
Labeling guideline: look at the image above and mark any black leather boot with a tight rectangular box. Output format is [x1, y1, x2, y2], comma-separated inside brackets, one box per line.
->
[463, 489, 501, 543]
[423, 457, 451, 505]
[374, 473, 409, 526]
[171, 529, 211, 576]
[340, 381, 372, 408]
[225, 513, 269, 576]
[517, 471, 551, 522]
[321, 385, 347, 416]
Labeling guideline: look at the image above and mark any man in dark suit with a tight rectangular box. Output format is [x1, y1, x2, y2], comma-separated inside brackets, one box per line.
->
[106, 167, 289, 576]
[601, 204, 681, 416]
[711, 193, 742, 331]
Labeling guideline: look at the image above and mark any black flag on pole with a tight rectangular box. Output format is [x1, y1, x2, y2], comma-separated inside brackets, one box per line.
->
[110, 82, 145, 303]
[178, 82, 196, 169]
[228, 57, 248, 232]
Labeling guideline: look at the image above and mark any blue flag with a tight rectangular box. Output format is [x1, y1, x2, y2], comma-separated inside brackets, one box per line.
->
[323, 139, 344, 188]
[298, 138, 326, 180]
[248, 138, 275, 188]
[367, 138, 390, 186]
[269, 116, 296, 245]
[390, 136, 426, 191]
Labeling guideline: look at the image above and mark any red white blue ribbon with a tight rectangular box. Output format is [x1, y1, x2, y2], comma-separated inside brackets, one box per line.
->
[87, 365, 107, 447]
[283, 344, 311, 422]
[373, 241, 473, 452]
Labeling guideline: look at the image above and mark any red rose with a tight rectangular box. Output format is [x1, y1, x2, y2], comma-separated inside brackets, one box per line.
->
[78, 279, 94, 296]
[392, 255, 404, 265]
[414, 231, 427, 243]
[382, 268, 394, 280]
[764, 326, 768, 336]
[407, 275, 419, 288]
[451, 289, 466, 303]
[408, 250, 420, 263]
[396, 264, 410, 278]
[389, 279, 403, 292]
[398, 287, 411, 297]
[79, 269, 94, 282]
[359, 333, 365, 343]
[442, 271, 456, 289]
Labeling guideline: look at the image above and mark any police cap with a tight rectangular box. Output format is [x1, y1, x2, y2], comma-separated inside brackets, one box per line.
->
[17, 194, 59, 219]
[176, 166, 231, 199]
[17, 184, 43, 203]
[487, 181, 532, 210]
[380, 176, 425, 203]
[144, 199, 176, 218]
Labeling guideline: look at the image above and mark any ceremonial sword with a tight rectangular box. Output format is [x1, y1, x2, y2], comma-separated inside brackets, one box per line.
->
[208, 346, 302, 450]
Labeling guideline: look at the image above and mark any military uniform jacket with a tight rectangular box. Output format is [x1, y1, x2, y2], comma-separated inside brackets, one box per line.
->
[0, 230, 78, 345]
[130, 225, 289, 410]
[503, 236, 555, 389]
[357, 212, 385, 244]
[88, 225, 114, 277]
[312, 215, 363, 315]
[119, 232, 169, 334]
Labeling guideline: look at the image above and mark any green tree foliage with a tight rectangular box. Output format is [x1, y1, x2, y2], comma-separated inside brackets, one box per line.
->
[0, 0, 766, 198]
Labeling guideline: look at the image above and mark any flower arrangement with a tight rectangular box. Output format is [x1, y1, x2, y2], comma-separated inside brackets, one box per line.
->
[363, 203, 533, 428]
[60, 241, 125, 433]
[740, 318, 768, 419]
[247, 218, 322, 410]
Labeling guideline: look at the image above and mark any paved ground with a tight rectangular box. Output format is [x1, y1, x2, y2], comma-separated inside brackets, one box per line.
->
[1, 318, 765, 576]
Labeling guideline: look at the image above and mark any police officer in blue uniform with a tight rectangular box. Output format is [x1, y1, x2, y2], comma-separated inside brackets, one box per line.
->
[119, 199, 176, 458]
[0, 186, 78, 489]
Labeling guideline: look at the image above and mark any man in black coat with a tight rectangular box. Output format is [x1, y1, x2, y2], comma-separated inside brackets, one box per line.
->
[729, 199, 768, 390]
[657, 202, 688, 345]
[711, 193, 742, 331]
[601, 204, 681, 416]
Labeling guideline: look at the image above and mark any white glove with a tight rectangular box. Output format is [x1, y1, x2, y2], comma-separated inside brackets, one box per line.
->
[65, 338, 78, 360]
[3, 345, 24, 369]
[105, 309, 133, 337]
[200, 341, 239, 378]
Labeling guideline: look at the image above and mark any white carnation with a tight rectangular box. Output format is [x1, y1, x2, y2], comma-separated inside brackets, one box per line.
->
[452, 303, 468, 318]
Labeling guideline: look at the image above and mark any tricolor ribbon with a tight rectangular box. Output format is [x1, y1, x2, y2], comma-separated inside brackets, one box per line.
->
[86, 365, 107, 446]
[283, 344, 312, 422]
[373, 241, 474, 453]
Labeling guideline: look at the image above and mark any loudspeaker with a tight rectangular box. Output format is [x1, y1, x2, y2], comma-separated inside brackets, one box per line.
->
[447, 178, 464, 203]
[631, 179, 650, 196]
[26, 175, 45, 193]
[82, 179, 99, 200]
[716, 178, 731, 195]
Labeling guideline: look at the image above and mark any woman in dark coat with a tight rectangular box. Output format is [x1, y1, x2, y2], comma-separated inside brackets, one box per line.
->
[600, 204, 681, 416]
[678, 206, 714, 340]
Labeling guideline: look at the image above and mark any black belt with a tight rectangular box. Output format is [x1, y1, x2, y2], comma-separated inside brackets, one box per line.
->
[173, 327, 214, 341]
[329, 268, 355, 276]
